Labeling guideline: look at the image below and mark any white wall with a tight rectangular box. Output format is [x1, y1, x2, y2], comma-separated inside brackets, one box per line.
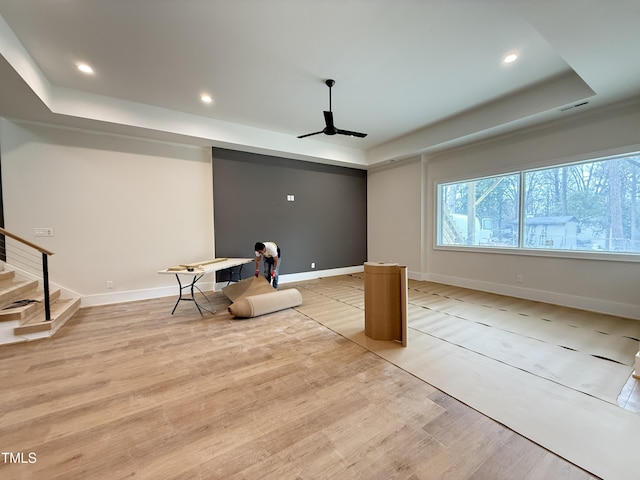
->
[1, 119, 214, 305]
[368, 100, 640, 319]
[367, 158, 423, 276]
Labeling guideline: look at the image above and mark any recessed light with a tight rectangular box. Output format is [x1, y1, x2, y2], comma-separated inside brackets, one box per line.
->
[201, 94, 213, 104]
[77, 63, 94, 74]
[503, 53, 518, 64]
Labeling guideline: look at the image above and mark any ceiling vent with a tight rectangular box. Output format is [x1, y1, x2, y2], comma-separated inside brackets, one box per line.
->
[559, 101, 590, 112]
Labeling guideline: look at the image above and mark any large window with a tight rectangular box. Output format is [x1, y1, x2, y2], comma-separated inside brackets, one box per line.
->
[437, 152, 640, 254]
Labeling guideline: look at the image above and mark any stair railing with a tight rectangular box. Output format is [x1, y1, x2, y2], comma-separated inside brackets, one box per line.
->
[0, 227, 54, 321]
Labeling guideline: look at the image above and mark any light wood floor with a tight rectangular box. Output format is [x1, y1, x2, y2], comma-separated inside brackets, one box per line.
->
[0, 284, 616, 479]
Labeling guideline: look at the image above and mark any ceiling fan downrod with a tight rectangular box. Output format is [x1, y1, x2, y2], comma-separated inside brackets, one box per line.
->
[326, 79, 335, 112]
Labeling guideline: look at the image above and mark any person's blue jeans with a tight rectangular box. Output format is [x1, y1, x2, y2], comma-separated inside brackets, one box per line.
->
[263, 256, 280, 289]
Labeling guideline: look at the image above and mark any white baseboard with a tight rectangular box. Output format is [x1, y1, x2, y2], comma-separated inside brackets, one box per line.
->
[79, 285, 197, 307]
[9, 260, 633, 320]
[214, 265, 364, 290]
[3, 261, 363, 308]
[425, 273, 640, 320]
[80, 266, 365, 307]
[278, 265, 365, 283]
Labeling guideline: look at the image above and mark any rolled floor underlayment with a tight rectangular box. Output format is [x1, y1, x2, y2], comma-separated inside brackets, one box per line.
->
[228, 288, 303, 318]
[222, 275, 275, 302]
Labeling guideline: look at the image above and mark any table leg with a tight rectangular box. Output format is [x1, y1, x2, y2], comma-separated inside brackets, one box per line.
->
[190, 274, 215, 315]
[171, 273, 215, 315]
[171, 274, 184, 314]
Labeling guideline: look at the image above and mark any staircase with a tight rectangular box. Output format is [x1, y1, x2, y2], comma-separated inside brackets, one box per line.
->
[0, 268, 80, 345]
[442, 210, 464, 244]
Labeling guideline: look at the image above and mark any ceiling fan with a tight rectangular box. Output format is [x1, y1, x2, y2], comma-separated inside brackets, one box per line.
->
[297, 79, 368, 139]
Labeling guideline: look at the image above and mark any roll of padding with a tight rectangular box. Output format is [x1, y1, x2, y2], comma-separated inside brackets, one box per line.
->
[228, 288, 303, 318]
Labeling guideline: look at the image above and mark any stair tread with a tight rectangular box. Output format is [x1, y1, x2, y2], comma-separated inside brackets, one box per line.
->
[0, 279, 39, 306]
[18, 298, 80, 326]
[0, 269, 81, 342]
[0, 270, 16, 281]
[14, 298, 81, 336]
[0, 288, 60, 317]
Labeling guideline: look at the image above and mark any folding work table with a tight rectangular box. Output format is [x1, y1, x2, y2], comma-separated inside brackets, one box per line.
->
[158, 258, 254, 314]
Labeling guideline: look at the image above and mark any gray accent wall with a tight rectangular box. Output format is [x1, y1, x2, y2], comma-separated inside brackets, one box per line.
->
[212, 148, 367, 279]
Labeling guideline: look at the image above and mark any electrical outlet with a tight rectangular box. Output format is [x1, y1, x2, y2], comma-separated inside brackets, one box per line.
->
[516, 275, 523, 283]
[311, 262, 315, 269]
[107, 281, 114, 289]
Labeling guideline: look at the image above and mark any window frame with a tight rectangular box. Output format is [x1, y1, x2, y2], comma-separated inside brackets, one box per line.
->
[433, 149, 640, 264]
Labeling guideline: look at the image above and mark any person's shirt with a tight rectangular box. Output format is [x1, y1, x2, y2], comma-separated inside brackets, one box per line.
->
[256, 241, 278, 258]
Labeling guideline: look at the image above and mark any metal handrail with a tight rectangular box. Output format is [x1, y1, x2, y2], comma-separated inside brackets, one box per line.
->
[0, 227, 54, 321]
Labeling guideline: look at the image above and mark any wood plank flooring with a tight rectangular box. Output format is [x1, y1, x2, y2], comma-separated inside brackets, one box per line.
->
[0, 287, 601, 479]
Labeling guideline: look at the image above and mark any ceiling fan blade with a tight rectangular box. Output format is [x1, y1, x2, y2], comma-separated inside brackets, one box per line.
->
[297, 130, 324, 139]
[337, 129, 368, 138]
